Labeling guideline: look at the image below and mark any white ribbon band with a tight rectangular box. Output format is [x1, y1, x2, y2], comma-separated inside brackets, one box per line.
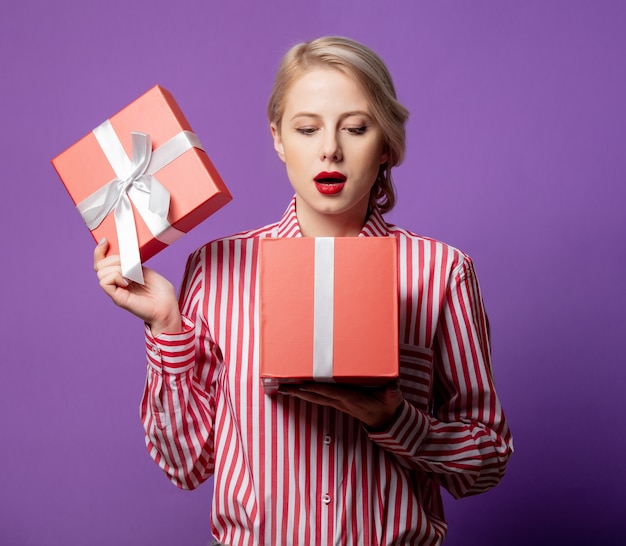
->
[76, 120, 205, 284]
[313, 237, 335, 380]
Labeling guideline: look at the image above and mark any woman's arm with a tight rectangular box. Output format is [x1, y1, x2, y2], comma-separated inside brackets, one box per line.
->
[285, 255, 513, 498]
[139, 246, 222, 490]
[368, 256, 513, 498]
[95, 241, 220, 490]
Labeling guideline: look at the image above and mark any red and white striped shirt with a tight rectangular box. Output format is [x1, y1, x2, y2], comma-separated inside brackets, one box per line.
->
[141, 198, 513, 546]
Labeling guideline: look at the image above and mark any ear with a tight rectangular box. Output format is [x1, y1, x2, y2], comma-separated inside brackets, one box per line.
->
[379, 144, 390, 165]
[270, 122, 286, 163]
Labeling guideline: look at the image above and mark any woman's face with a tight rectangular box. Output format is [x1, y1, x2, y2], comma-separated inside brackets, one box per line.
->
[271, 67, 388, 236]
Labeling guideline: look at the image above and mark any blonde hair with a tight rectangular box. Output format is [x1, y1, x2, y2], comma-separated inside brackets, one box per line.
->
[267, 36, 409, 213]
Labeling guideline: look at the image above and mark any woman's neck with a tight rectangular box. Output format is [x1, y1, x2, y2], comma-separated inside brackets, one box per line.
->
[295, 200, 368, 238]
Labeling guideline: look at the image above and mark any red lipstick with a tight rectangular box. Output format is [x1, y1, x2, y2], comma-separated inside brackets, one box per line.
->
[314, 171, 347, 195]
[314, 171, 347, 182]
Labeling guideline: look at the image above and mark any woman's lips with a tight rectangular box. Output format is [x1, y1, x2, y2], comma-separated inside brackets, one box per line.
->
[315, 181, 345, 194]
[314, 171, 346, 195]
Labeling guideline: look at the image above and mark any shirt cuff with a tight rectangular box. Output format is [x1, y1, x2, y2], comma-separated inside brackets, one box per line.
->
[145, 316, 196, 375]
[367, 400, 430, 458]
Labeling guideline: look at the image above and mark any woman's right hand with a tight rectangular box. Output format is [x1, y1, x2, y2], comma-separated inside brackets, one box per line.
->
[93, 238, 182, 335]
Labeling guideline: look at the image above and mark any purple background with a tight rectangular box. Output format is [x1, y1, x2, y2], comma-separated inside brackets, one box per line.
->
[2, 1, 624, 544]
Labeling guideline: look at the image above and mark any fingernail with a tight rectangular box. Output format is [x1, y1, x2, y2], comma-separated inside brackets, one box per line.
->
[99, 237, 106, 246]
[120, 277, 130, 287]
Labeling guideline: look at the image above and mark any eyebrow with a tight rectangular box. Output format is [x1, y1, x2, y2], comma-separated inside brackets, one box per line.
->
[289, 110, 372, 122]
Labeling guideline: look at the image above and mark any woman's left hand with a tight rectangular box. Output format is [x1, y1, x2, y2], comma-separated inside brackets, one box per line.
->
[279, 381, 404, 431]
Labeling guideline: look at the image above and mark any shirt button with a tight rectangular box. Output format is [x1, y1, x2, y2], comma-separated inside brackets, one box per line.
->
[322, 494, 331, 505]
[323, 435, 332, 445]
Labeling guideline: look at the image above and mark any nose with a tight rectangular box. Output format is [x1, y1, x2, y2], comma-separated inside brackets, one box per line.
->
[320, 131, 342, 162]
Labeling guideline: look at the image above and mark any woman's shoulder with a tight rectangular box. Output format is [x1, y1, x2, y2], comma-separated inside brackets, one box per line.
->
[386, 222, 472, 272]
[187, 220, 280, 259]
[387, 222, 465, 252]
[217, 221, 281, 243]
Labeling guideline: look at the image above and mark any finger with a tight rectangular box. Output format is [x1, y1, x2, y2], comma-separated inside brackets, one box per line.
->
[297, 383, 356, 401]
[93, 238, 109, 269]
[99, 270, 130, 296]
[384, 380, 400, 391]
[297, 382, 397, 403]
[283, 388, 343, 410]
[95, 254, 123, 275]
[95, 262, 124, 282]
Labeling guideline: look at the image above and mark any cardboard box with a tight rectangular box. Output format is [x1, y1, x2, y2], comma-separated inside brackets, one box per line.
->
[52, 85, 231, 283]
[260, 237, 399, 392]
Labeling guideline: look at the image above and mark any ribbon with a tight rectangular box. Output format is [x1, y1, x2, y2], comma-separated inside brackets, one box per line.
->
[76, 120, 205, 284]
[313, 237, 335, 380]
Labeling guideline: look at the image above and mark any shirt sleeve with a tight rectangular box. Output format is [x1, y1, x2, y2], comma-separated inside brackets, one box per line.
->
[368, 256, 513, 499]
[139, 247, 220, 490]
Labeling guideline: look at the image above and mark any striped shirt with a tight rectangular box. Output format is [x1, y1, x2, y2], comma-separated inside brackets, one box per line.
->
[141, 198, 513, 546]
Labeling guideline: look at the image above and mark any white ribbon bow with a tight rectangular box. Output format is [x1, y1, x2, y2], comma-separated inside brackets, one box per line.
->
[76, 120, 204, 284]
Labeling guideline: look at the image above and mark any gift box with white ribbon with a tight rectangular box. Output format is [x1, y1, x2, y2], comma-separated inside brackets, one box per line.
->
[260, 237, 399, 393]
[52, 85, 231, 284]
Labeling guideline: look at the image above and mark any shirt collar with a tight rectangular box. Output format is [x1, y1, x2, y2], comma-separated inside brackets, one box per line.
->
[275, 196, 389, 238]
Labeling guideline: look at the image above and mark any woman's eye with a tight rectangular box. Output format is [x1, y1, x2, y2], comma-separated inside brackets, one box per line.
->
[345, 126, 368, 135]
[296, 127, 317, 135]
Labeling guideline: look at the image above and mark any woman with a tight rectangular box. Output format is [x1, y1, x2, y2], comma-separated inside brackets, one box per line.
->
[95, 36, 513, 546]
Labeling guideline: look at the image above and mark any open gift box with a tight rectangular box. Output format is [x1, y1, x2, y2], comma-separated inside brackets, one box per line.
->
[260, 237, 399, 393]
[51, 85, 231, 283]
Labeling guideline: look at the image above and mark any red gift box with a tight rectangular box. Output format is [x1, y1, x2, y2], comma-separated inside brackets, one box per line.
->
[260, 237, 399, 393]
[51, 85, 231, 283]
